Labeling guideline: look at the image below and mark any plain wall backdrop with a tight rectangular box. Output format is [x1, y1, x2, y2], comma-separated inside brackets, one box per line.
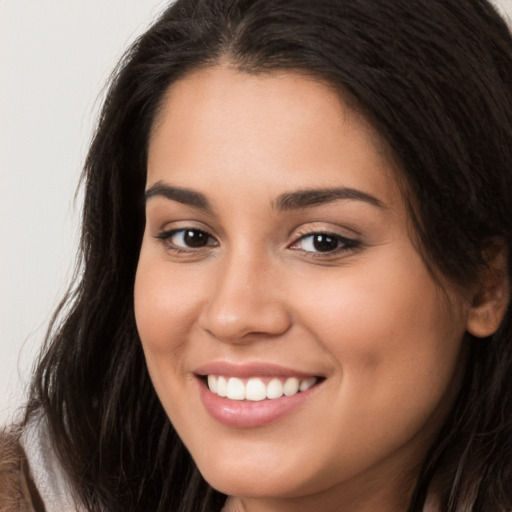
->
[1, 0, 512, 424]
[0, 0, 170, 423]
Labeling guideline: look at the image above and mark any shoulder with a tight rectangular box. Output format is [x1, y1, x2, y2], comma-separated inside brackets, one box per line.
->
[0, 426, 46, 512]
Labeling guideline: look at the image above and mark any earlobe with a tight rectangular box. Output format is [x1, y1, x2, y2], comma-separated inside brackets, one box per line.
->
[466, 241, 510, 339]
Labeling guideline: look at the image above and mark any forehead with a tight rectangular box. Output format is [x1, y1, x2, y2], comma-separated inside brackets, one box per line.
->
[147, 66, 402, 210]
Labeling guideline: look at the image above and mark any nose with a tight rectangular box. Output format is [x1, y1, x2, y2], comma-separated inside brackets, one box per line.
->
[198, 251, 292, 343]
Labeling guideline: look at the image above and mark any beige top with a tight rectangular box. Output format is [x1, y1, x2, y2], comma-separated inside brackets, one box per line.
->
[20, 415, 84, 512]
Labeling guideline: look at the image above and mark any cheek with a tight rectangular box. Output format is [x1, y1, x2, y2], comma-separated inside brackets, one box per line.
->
[133, 254, 202, 409]
[134, 255, 200, 354]
[292, 249, 467, 414]
[133, 253, 205, 424]
[283, 262, 467, 481]
[297, 246, 465, 354]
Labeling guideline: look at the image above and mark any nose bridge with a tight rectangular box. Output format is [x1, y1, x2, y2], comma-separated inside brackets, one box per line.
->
[199, 243, 291, 342]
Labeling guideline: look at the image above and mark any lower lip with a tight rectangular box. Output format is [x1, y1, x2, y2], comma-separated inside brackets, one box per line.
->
[198, 378, 321, 428]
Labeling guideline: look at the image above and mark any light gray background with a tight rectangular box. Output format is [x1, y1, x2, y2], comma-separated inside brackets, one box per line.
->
[0, 0, 170, 423]
[1, 0, 512, 424]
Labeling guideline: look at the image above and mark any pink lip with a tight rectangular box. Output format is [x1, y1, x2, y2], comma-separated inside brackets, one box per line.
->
[194, 361, 318, 379]
[194, 362, 322, 428]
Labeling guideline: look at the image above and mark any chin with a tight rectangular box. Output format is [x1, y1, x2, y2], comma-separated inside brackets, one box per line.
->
[193, 449, 324, 500]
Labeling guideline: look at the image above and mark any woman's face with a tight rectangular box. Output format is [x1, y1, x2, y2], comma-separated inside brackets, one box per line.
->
[135, 67, 470, 510]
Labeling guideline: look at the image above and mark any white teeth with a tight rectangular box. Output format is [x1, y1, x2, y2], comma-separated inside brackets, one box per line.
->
[299, 377, 316, 392]
[217, 376, 228, 397]
[226, 377, 245, 400]
[266, 378, 284, 399]
[283, 377, 300, 396]
[207, 375, 217, 394]
[246, 378, 267, 401]
[206, 375, 318, 400]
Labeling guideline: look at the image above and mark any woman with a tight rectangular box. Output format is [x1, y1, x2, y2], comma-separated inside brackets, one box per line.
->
[2, 0, 512, 511]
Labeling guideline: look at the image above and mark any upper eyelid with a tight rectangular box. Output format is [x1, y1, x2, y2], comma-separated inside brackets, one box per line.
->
[154, 224, 358, 238]
[153, 220, 217, 236]
[152, 221, 362, 246]
[156, 229, 358, 255]
[147, 203, 364, 239]
[294, 229, 354, 239]
[290, 231, 357, 247]
[290, 223, 361, 241]
[156, 226, 216, 240]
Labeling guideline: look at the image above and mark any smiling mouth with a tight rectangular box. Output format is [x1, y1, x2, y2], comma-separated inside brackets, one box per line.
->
[205, 375, 320, 401]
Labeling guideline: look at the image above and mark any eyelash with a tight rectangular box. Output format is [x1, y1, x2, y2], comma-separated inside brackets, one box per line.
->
[289, 231, 360, 256]
[154, 228, 218, 254]
[154, 228, 360, 258]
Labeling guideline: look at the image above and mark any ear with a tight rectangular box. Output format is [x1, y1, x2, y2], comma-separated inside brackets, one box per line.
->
[466, 239, 509, 338]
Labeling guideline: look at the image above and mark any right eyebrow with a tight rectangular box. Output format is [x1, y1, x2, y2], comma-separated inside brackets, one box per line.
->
[144, 181, 211, 211]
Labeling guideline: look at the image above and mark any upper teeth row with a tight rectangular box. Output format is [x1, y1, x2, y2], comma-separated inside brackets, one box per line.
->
[207, 375, 317, 401]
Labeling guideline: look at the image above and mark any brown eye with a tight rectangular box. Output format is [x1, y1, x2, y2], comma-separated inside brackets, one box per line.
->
[180, 229, 210, 248]
[290, 232, 359, 254]
[156, 228, 217, 250]
[310, 234, 339, 252]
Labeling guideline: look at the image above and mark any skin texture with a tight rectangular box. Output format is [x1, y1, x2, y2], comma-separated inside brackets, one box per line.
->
[134, 66, 475, 512]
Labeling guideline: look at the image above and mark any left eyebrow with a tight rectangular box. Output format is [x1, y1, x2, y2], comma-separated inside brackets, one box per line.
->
[273, 187, 386, 210]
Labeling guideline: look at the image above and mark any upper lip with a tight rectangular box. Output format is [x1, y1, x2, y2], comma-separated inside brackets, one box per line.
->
[194, 361, 320, 379]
